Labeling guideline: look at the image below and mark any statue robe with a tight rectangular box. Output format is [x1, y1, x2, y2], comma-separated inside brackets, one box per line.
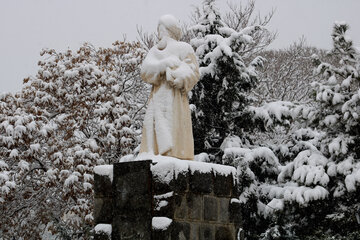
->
[139, 38, 199, 160]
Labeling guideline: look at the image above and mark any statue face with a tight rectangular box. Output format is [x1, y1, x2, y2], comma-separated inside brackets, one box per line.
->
[157, 24, 168, 40]
[157, 15, 182, 41]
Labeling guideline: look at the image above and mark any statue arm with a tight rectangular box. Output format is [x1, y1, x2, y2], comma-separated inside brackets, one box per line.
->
[169, 52, 199, 92]
[182, 53, 200, 92]
[140, 70, 162, 86]
[141, 49, 182, 86]
[140, 57, 162, 86]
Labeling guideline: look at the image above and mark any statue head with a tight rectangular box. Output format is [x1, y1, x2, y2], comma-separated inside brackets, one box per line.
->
[157, 14, 182, 41]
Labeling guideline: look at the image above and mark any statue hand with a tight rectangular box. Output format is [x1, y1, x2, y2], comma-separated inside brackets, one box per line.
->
[164, 56, 181, 68]
[173, 78, 183, 89]
[166, 67, 175, 82]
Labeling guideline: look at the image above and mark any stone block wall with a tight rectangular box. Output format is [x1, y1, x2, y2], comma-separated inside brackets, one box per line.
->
[94, 159, 242, 240]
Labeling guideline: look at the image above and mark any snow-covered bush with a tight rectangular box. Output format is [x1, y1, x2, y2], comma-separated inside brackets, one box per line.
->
[300, 22, 360, 238]
[0, 41, 146, 239]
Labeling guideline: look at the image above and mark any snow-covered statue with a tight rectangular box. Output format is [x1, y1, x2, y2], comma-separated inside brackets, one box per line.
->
[139, 14, 199, 160]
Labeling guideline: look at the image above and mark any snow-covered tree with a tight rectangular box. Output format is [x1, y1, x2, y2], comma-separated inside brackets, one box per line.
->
[303, 22, 360, 238]
[223, 0, 276, 58]
[190, 0, 265, 157]
[218, 22, 360, 239]
[248, 22, 360, 239]
[0, 92, 47, 238]
[0, 41, 146, 239]
[220, 101, 304, 239]
[187, 0, 276, 57]
[254, 38, 331, 104]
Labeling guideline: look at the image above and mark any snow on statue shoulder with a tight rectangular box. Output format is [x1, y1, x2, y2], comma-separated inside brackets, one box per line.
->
[139, 14, 200, 160]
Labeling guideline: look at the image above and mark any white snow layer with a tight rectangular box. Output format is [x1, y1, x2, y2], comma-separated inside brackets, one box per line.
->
[152, 217, 172, 230]
[249, 101, 302, 127]
[262, 184, 329, 205]
[155, 200, 169, 211]
[263, 198, 284, 218]
[94, 224, 112, 235]
[345, 169, 360, 192]
[223, 146, 280, 175]
[194, 152, 210, 162]
[154, 191, 174, 200]
[154, 192, 173, 211]
[136, 153, 236, 183]
[94, 165, 113, 182]
[220, 135, 242, 151]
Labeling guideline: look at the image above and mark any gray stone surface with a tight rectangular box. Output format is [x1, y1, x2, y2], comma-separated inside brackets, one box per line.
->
[199, 224, 215, 240]
[218, 198, 230, 223]
[204, 196, 218, 222]
[213, 174, 233, 197]
[153, 175, 174, 195]
[94, 173, 112, 198]
[112, 160, 152, 240]
[190, 171, 213, 194]
[112, 215, 151, 240]
[190, 223, 199, 240]
[152, 228, 171, 240]
[113, 171, 151, 211]
[171, 221, 190, 240]
[229, 200, 242, 224]
[187, 193, 202, 220]
[94, 232, 111, 240]
[215, 226, 234, 240]
[94, 197, 113, 224]
[232, 180, 240, 197]
[174, 195, 187, 219]
[173, 171, 189, 193]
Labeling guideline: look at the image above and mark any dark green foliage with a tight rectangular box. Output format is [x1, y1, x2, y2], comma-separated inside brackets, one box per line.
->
[190, 0, 264, 156]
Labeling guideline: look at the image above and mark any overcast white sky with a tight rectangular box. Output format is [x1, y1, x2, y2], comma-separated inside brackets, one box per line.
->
[1, 0, 360, 93]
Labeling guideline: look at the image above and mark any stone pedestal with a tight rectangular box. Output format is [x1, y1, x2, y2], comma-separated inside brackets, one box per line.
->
[94, 159, 242, 240]
[112, 161, 152, 240]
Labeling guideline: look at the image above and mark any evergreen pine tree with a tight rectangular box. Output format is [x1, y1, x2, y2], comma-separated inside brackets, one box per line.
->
[308, 22, 360, 238]
[258, 22, 360, 239]
[190, 0, 265, 157]
[225, 22, 360, 239]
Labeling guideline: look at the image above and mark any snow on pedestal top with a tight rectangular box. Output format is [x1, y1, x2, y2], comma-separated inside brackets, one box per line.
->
[137, 153, 237, 184]
[94, 154, 237, 186]
[94, 165, 113, 182]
